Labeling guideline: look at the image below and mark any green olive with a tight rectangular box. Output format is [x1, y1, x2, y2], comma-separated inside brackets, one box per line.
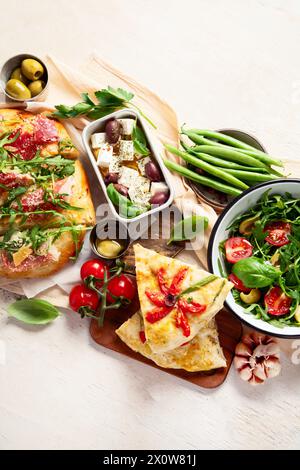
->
[239, 215, 260, 235]
[28, 80, 45, 97]
[240, 289, 261, 305]
[6, 79, 31, 100]
[10, 67, 29, 85]
[21, 59, 44, 81]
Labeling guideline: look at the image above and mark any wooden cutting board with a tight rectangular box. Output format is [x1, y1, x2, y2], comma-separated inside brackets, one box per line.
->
[89, 263, 242, 389]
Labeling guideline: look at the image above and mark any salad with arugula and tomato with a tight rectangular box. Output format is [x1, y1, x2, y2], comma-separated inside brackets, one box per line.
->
[219, 191, 300, 328]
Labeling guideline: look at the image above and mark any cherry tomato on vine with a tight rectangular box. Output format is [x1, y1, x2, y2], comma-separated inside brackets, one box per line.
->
[264, 221, 291, 247]
[228, 273, 251, 294]
[225, 237, 253, 263]
[69, 284, 99, 313]
[264, 286, 292, 316]
[80, 259, 110, 283]
[106, 274, 136, 304]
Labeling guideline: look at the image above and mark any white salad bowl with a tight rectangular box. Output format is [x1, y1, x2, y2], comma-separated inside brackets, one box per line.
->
[208, 179, 300, 338]
[82, 109, 174, 224]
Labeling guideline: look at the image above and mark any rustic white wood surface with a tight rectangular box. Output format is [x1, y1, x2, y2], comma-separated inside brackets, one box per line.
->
[1, 0, 300, 450]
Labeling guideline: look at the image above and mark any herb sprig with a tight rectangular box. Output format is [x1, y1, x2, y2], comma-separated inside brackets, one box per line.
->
[53, 86, 156, 129]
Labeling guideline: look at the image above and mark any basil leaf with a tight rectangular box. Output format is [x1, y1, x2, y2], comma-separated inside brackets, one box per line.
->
[8, 299, 60, 325]
[168, 215, 209, 245]
[106, 183, 146, 218]
[132, 125, 149, 156]
[232, 257, 281, 288]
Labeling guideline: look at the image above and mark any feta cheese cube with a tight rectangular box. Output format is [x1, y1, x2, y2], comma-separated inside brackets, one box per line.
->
[91, 133, 106, 149]
[96, 143, 113, 168]
[119, 167, 139, 188]
[109, 156, 121, 174]
[151, 182, 169, 197]
[128, 175, 151, 207]
[119, 140, 134, 161]
[128, 187, 151, 207]
[118, 119, 135, 136]
[137, 156, 151, 176]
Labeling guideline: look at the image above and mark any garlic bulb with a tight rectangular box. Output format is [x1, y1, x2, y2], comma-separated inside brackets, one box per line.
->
[234, 332, 281, 385]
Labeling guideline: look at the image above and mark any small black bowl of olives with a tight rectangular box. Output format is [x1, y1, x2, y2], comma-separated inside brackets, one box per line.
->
[0, 54, 48, 102]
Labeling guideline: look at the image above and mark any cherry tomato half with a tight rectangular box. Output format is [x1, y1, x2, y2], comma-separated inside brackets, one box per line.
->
[228, 273, 251, 294]
[106, 274, 136, 304]
[264, 286, 292, 316]
[225, 237, 253, 263]
[80, 259, 110, 283]
[69, 284, 99, 313]
[264, 221, 291, 247]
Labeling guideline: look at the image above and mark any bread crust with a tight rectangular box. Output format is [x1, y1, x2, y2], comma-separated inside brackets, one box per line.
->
[0, 230, 85, 279]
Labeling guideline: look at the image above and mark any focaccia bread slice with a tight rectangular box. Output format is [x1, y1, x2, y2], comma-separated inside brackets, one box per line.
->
[0, 160, 95, 234]
[0, 108, 79, 159]
[116, 312, 226, 372]
[0, 225, 86, 279]
[134, 244, 232, 353]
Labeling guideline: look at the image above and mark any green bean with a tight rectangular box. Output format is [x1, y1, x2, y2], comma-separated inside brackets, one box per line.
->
[218, 168, 280, 182]
[181, 140, 269, 172]
[187, 144, 268, 169]
[181, 130, 224, 147]
[183, 130, 283, 168]
[165, 144, 248, 190]
[163, 159, 242, 197]
[184, 129, 258, 151]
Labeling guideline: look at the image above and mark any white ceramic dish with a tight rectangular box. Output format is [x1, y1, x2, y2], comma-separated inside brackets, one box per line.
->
[208, 179, 300, 338]
[82, 109, 174, 223]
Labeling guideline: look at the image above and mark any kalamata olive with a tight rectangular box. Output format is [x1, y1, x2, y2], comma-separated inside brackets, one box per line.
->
[114, 183, 129, 197]
[150, 191, 169, 205]
[145, 161, 162, 182]
[104, 172, 119, 185]
[105, 119, 121, 144]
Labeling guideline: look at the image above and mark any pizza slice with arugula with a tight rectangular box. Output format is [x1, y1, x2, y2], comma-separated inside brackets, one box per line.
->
[0, 109, 95, 278]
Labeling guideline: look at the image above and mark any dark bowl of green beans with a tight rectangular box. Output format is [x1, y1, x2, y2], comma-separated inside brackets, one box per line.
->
[164, 128, 285, 212]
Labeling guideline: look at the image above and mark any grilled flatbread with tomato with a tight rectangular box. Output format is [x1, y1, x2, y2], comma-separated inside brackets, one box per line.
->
[0, 226, 86, 279]
[116, 312, 226, 372]
[0, 108, 79, 159]
[0, 160, 95, 234]
[134, 244, 232, 353]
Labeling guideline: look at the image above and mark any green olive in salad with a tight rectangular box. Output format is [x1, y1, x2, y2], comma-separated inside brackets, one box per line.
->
[219, 190, 300, 328]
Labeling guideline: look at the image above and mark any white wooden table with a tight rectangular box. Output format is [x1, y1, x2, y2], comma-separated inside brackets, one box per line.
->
[1, 0, 300, 450]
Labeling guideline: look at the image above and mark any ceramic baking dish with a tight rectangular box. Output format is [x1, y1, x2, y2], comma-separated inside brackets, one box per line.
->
[82, 109, 174, 223]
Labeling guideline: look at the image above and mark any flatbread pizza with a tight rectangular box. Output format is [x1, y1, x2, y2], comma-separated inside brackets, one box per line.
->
[116, 312, 226, 372]
[134, 244, 232, 353]
[0, 109, 95, 278]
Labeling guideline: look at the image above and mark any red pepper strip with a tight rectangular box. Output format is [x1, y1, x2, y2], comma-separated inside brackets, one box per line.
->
[169, 267, 189, 295]
[157, 268, 170, 295]
[178, 299, 206, 315]
[145, 290, 165, 307]
[139, 331, 146, 343]
[176, 309, 190, 337]
[146, 306, 173, 324]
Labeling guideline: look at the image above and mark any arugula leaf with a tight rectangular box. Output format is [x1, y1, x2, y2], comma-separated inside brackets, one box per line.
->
[178, 275, 218, 297]
[8, 299, 60, 325]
